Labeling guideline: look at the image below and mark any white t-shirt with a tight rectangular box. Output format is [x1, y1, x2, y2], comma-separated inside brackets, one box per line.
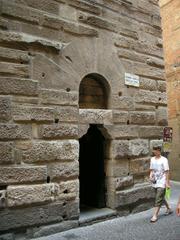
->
[150, 156, 169, 188]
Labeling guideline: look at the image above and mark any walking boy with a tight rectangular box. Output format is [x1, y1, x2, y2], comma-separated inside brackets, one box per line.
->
[150, 146, 173, 222]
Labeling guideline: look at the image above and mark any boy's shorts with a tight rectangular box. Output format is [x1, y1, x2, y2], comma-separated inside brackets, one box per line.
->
[154, 187, 166, 207]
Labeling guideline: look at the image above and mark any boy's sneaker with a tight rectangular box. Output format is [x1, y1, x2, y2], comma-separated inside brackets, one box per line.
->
[165, 209, 173, 215]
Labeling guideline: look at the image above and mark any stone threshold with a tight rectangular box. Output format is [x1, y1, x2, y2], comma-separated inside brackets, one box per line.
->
[79, 207, 117, 226]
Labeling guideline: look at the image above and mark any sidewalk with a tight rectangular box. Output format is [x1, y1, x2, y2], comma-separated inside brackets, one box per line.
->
[35, 181, 180, 240]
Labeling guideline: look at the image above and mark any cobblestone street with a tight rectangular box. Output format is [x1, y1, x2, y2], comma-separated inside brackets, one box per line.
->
[35, 182, 180, 240]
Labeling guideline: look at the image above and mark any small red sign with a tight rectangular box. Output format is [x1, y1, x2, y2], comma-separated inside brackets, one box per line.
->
[163, 127, 173, 142]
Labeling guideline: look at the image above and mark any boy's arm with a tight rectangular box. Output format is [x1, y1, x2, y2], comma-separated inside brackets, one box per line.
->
[165, 170, 170, 188]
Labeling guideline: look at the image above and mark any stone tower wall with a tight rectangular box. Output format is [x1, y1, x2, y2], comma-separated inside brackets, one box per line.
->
[0, 0, 167, 238]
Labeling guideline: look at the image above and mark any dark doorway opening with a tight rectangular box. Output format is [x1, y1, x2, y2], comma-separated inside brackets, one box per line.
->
[79, 125, 106, 210]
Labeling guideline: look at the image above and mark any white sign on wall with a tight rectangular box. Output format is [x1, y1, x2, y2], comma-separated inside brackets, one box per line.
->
[125, 73, 140, 87]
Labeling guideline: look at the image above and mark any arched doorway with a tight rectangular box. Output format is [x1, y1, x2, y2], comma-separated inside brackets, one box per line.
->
[79, 125, 106, 209]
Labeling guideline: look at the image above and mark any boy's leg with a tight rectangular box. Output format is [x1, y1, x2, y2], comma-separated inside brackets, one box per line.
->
[151, 188, 165, 222]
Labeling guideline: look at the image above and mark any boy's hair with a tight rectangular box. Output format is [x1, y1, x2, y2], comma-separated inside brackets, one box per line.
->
[153, 146, 162, 151]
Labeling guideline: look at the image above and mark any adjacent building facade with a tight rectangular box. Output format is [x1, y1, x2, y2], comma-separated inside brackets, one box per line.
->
[159, 0, 180, 180]
[0, 0, 167, 238]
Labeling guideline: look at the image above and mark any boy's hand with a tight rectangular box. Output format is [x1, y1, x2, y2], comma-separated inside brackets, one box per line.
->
[176, 201, 180, 216]
[166, 182, 171, 188]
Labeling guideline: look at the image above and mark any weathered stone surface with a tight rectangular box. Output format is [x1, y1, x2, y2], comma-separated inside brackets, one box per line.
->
[105, 125, 138, 139]
[12, 106, 55, 122]
[157, 80, 166, 92]
[56, 180, 79, 201]
[129, 111, 156, 125]
[14, 0, 60, 15]
[56, 106, 78, 123]
[139, 78, 157, 91]
[112, 96, 135, 110]
[156, 107, 168, 126]
[0, 77, 38, 96]
[0, 97, 11, 122]
[79, 109, 113, 125]
[130, 158, 150, 175]
[112, 139, 149, 159]
[48, 161, 79, 180]
[0, 62, 29, 78]
[0, 142, 14, 164]
[106, 160, 130, 177]
[139, 126, 164, 138]
[0, 30, 65, 51]
[0, 166, 47, 185]
[0, 203, 65, 231]
[39, 124, 78, 139]
[0, 46, 29, 63]
[21, 140, 79, 163]
[0, 124, 32, 140]
[114, 176, 134, 191]
[115, 184, 154, 207]
[0, 233, 14, 240]
[135, 89, 167, 105]
[112, 111, 129, 124]
[32, 220, 79, 238]
[7, 184, 57, 207]
[40, 89, 78, 106]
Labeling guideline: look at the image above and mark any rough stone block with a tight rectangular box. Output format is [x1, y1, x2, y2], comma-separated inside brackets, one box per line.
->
[135, 90, 167, 105]
[39, 124, 78, 139]
[79, 109, 112, 125]
[108, 176, 134, 191]
[139, 126, 164, 138]
[12, 106, 55, 123]
[0, 62, 29, 78]
[0, 77, 38, 96]
[157, 80, 166, 92]
[0, 46, 30, 63]
[156, 107, 168, 126]
[68, 0, 101, 15]
[105, 125, 138, 139]
[112, 111, 129, 124]
[56, 106, 78, 123]
[0, 97, 11, 122]
[56, 180, 79, 201]
[112, 96, 134, 110]
[0, 203, 65, 231]
[0, 142, 14, 164]
[21, 140, 79, 163]
[130, 158, 150, 175]
[78, 12, 116, 32]
[7, 184, 57, 207]
[105, 160, 129, 177]
[150, 140, 163, 151]
[0, 124, 32, 140]
[115, 184, 154, 207]
[40, 89, 78, 106]
[112, 139, 149, 159]
[129, 111, 156, 125]
[0, 166, 47, 185]
[48, 161, 79, 180]
[139, 78, 157, 91]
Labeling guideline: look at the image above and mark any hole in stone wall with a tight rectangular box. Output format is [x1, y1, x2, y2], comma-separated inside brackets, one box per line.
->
[159, 98, 161, 101]
[118, 92, 122, 96]
[63, 202, 67, 206]
[65, 56, 73, 63]
[66, 88, 71, 92]
[127, 120, 130, 125]
[63, 189, 68, 194]
[0, 185, 7, 190]
[42, 72, 45, 77]
[55, 119, 59, 124]
[47, 176, 50, 183]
